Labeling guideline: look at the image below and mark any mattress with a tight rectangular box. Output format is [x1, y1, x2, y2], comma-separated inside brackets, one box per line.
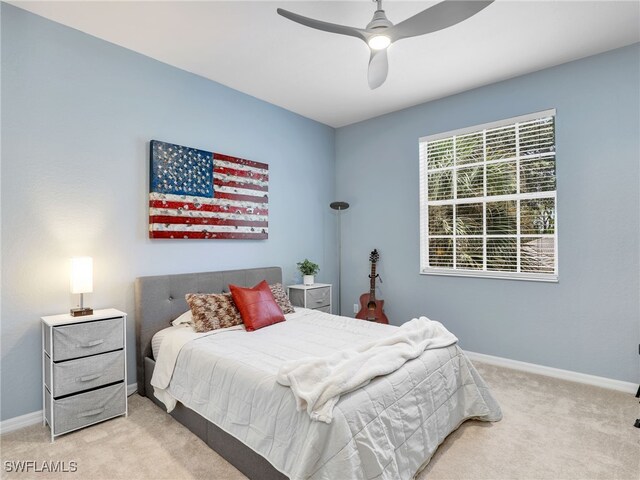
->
[152, 308, 502, 480]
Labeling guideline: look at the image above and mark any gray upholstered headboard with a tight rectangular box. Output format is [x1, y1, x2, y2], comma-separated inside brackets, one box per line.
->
[134, 266, 282, 396]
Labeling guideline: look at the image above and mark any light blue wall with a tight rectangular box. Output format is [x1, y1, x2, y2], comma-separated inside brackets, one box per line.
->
[335, 43, 640, 383]
[1, 4, 336, 420]
[2, 4, 638, 423]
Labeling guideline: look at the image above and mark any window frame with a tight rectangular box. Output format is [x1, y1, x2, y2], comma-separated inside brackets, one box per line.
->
[419, 109, 558, 282]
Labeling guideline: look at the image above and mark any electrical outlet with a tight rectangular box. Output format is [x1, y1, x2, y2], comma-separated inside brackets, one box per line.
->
[353, 303, 359, 314]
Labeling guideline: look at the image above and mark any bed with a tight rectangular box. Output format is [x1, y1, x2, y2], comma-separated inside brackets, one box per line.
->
[135, 267, 501, 480]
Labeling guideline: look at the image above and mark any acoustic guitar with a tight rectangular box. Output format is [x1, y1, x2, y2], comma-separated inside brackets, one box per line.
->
[356, 249, 389, 324]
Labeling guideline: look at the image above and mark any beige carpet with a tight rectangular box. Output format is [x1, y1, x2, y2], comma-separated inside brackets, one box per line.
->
[1, 363, 638, 480]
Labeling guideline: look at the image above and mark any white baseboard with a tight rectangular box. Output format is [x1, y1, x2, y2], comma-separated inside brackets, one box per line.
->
[0, 383, 138, 435]
[0, 410, 43, 435]
[465, 350, 638, 394]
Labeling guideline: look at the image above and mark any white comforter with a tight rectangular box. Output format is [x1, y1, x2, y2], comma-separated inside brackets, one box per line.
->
[277, 317, 458, 424]
[151, 308, 502, 480]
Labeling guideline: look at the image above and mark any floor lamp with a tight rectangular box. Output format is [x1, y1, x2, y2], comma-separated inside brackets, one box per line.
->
[330, 201, 349, 315]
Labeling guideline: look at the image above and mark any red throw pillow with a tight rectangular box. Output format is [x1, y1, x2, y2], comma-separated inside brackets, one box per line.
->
[229, 280, 286, 332]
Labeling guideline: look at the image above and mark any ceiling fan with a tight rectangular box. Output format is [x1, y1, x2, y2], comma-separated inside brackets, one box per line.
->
[277, 0, 494, 89]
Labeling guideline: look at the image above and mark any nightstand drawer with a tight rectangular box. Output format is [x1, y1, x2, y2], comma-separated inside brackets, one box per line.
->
[48, 317, 123, 361]
[306, 287, 330, 308]
[288, 284, 332, 314]
[45, 383, 125, 436]
[46, 350, 125, 398]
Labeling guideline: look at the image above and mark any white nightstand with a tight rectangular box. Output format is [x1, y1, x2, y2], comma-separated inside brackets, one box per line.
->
[287, 284, 332, 313]
[41, 308, 127, 442]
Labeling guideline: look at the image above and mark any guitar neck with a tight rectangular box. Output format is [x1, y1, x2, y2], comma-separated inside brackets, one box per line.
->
[369, 263, 377, 300]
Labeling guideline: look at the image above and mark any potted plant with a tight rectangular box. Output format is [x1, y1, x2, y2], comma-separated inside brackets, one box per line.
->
[297, 259, 319, 286]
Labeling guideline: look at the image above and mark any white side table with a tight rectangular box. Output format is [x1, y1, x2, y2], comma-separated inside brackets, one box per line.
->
[287, 283, 332, 313]
[42, 308, 127, 442]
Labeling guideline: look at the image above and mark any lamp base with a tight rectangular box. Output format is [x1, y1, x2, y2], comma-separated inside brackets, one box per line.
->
[70, 307, 93, 317]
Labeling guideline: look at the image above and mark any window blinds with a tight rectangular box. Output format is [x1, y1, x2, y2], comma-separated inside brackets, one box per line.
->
[419, 109, 557, 281]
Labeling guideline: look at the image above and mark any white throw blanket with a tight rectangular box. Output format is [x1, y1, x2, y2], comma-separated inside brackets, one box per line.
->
[277, 316, 458, 423]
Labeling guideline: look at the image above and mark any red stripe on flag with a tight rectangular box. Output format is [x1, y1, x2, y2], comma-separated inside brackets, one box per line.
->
[215, 192, 268, 204]
[214, 166, 268, 182]
[149, 200, 268, 216]
[150, 216, 268, 227]
[213, 179, 268, 192]
[149, 231, 268, 240]
[214, 153, 268, 170]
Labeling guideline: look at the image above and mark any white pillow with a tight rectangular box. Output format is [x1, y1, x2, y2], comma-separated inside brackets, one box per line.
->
[172, 310, 193, 326]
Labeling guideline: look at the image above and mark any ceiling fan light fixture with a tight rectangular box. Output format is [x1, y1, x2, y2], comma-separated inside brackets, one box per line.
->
[368, 35, 391, 50]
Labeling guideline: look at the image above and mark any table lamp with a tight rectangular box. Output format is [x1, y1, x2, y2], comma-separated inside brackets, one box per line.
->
[70, 257, 93, 317]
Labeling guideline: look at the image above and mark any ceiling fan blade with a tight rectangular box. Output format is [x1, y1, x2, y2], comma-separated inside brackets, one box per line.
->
[389, 0, 494, 42]
[277, 8, 368, 43]
[368, 49, 389, 90]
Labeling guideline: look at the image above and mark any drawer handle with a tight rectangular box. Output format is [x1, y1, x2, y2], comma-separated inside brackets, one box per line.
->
[315, 299, 324, 303]
[79, 339, 104, 348]
[78, 373, 103, 382]
[77, 408, 104, 418]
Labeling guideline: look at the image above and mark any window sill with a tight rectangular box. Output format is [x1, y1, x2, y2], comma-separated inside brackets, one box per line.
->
[420, 268, 558, 283]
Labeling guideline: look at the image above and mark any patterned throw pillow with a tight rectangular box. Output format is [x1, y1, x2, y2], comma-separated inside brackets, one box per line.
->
[185, 292, 243, 333]
[269, 283, 295, 315]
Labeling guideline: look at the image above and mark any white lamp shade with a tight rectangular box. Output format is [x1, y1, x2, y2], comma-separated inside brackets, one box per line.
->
[70, 257, 93, 294]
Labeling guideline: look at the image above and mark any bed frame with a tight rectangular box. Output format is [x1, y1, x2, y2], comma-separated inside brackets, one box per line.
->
[135, 267, 287, 480]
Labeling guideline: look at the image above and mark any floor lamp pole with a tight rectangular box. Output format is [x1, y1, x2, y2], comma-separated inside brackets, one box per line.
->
[330, 201, 350, 316]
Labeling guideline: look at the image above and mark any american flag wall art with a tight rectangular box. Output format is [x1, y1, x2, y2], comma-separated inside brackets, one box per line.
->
[149, 140, 268, 239]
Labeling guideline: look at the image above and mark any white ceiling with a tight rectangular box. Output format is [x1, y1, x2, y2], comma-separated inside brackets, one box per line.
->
[11, 1, 640, 127]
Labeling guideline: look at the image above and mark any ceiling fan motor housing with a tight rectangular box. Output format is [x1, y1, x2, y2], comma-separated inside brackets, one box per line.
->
[367, 10, 393, 31]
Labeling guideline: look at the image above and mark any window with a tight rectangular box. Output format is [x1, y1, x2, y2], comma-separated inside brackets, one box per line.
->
[419, 109, 557, 281]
